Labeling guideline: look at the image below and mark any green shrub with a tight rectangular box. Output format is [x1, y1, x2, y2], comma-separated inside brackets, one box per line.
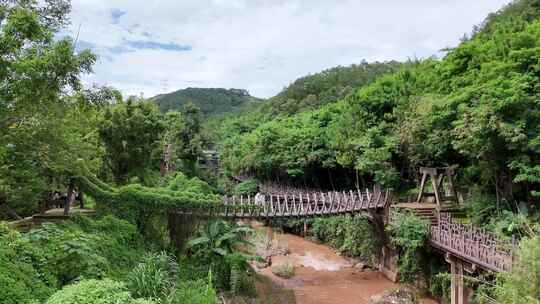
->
[72, 214, 140, 245]
[387, 211, 430, 282]
[489, 210, 534, 239]
[178, 256, 213, 282]
[496, 234, 540, 303]
[311, 215, 378, 262]
[428, 272, 451, 303]
[0, 217, 160, 303]
[127, 252, 179, 300]
[232, 178, 259, 196]
[227, 253, 257, 296]
[163, 279, 217, 304]
[466, 190, 537, 239]
[187, 220, 257, 293]
[312, 217, 343, 247]
[22, 218, 143, 285]
[271, 262, 295, 279]
[0, 246, 54, 304]
[0, 225, 55, 304]
[46, 279, 154, 304]
[167, 172, 216, 194]
[1, 215, 144, 292]
[466, 190, 498, 227]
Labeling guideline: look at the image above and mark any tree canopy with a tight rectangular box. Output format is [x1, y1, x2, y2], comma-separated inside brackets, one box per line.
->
[0, 0, 99, 215]
[152, 87, 261, 117]
[98, 97, 165, 185]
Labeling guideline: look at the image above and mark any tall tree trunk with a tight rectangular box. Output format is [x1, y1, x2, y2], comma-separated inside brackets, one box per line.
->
[64, 180, 75, 216]
[40, 192, 52, 214]
[328, 169, 335, 191]
[79, 191, 85, 209]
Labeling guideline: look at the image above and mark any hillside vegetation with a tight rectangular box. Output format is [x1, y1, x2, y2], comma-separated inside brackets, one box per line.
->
[208, 60, 402, 147]
[261, 60, 402, 116]
[152, 87, 261, 117]
[219, 0, 540, 204]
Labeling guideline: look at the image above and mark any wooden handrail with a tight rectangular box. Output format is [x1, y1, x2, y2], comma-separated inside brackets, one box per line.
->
[175, 185, 392, 219]
[430, 213, 515, 272]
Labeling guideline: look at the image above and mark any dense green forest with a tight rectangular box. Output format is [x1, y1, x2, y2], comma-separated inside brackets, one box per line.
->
[1, 0, 540, 303]
[152, 87, 261, 117]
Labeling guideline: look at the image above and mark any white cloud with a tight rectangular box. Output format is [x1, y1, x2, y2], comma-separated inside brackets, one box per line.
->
[68, 0, 512, 98]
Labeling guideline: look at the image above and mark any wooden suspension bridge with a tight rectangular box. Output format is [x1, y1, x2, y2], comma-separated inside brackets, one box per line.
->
[181, 186, 392, 219]
[174, 175, 516, 304]
[175, 183, 515, 273]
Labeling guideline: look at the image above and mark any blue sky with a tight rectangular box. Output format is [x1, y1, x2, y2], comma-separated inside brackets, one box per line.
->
[68, 0, 512, 98]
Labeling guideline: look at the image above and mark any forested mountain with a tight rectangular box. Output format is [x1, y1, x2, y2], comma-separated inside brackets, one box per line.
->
[220, 0, 540, 206]
[152, 87, 261, 117]
[208, 60, 402, 146]
[261, 61, 402, 116]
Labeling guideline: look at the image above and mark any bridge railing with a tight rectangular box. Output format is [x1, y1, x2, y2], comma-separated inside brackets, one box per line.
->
[430, 213, 515, 272]
[173, 186, 392, 219]
[218, 186, 392, 218]
[259, 182, 324, 197]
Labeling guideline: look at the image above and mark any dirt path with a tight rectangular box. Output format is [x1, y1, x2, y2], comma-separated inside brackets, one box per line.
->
[255, 231, 438, 304]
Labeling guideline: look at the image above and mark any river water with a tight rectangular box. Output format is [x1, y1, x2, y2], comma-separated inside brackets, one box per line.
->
[253, 230, 438, 304]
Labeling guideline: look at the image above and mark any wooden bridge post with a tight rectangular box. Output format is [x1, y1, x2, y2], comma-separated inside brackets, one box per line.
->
[446, 254, 470, 304]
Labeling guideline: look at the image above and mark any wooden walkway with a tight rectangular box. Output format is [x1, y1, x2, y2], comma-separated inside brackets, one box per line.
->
[8, 208, 96, 230]
[430, 213, 515, 272]
[176, 186, 392, 219]
[226, 188, 390, 218]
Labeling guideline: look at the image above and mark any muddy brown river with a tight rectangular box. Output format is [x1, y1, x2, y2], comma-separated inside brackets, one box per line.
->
[254, 230, 438, 304]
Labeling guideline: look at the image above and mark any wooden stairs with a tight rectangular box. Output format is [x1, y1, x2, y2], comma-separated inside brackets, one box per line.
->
[392, 202, 465, 227]
[412, 207, 438, 226]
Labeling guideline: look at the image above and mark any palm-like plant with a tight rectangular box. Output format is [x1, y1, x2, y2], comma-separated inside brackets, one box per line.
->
[186, 220, 253, 260]
[186, 220, 259, 293]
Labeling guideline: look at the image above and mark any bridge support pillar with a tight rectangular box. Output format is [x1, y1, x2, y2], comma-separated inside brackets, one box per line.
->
[379, 245, 399, 282]
[446, 254, 470, 304]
